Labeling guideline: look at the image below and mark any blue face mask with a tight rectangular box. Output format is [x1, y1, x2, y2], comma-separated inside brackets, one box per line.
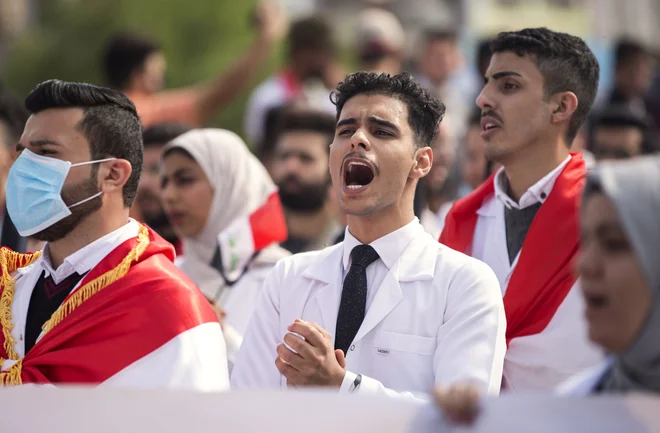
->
[5, 149, 117, 237]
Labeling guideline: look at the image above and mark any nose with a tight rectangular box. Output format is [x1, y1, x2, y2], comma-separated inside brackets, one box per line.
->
[160, 178, 177, 205]
[349, 128, 371, 152]
[476, 85, 494, 112]
[576, 241, 603, 281]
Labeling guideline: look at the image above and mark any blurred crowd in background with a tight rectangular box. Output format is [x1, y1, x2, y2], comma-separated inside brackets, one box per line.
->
[0, 0, 659, 364]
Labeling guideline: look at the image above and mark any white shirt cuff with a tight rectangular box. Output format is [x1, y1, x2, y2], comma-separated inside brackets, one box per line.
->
[339, 370, 358, 393]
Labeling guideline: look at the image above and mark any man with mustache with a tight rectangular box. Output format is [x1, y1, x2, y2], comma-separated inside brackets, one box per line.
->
[439, 28, 604, 392]
[0, 80, 228, 388]
[135, 123, 190, 253]
[232, 72, 506, 399]
[271, 109, 342, 254]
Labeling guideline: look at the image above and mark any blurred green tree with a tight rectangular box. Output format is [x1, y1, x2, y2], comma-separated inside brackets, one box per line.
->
[1, 0, 284, 140]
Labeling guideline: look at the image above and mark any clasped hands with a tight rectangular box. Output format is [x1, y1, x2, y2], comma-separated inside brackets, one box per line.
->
[275, 319, 346, 388]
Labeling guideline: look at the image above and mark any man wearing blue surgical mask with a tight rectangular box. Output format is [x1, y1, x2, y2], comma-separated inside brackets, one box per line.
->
[0, 80, 228, 389]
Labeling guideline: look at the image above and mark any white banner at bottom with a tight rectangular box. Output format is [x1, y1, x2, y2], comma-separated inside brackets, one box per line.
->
[0, 387, 658, 433]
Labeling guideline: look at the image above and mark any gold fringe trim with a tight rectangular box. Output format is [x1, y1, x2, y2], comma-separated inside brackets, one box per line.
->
[0, 360, 21, 386]
[42, 225, 150, 335]
[0, 249, 41, 361]
[0, 225, 150, 387]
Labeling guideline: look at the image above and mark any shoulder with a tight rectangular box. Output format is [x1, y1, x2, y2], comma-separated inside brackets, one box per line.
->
[248, 77, 285, 105]
[408, 232, 499, 289]
[269, 243, 341, 280]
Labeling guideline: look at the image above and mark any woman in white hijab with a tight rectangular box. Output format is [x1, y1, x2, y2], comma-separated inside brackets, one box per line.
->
[160, 128, 290, 371]
[432, 155, 660, 424]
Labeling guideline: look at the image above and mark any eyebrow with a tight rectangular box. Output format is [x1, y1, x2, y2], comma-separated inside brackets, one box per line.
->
[15, 139, 62, 152]
[484, 71, 523, 83]
[168, 168, 196, 178]
[336, 116, 400, 132]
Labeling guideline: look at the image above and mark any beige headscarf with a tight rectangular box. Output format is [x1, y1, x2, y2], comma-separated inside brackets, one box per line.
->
[163, 129, 280, 296]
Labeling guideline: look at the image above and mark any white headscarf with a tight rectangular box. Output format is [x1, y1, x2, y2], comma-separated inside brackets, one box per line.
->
[163, 129, 278, 295]
[585, 155, 660, 393]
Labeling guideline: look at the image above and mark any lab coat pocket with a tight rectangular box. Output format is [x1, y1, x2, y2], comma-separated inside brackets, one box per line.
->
[374, 331, 436, 356]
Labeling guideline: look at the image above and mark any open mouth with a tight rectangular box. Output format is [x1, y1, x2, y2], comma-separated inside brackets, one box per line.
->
[343, 159, 375, 191]
[585, 293, 609, 310]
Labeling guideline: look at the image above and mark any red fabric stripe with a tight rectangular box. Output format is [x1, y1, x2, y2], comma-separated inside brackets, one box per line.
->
[278, 69, 303, 99]
[1, 226, 218, 385]
[249, 191, 288, 252]
[439, 153, 585, 345]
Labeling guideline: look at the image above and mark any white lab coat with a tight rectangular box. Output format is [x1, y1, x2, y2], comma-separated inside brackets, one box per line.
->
[231, 226, 506, 400]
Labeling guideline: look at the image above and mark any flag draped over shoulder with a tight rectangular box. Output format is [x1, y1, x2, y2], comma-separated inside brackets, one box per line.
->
[440, 154, 586, 345]
[0, 224, 218, 386]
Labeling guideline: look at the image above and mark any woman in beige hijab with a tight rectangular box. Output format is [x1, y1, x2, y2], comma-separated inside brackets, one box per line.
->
[160, 128, 289, 372]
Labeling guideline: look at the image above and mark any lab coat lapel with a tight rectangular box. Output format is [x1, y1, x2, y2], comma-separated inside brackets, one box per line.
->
[353, 234, 435, 344]
[302, 244, 344, 335]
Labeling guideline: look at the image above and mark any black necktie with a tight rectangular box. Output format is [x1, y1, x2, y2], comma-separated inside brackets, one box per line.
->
[504, 202, 542, 264]
[335, 245, 380, 355]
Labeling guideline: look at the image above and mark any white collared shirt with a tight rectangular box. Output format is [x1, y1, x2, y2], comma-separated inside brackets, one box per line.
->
[470, 155, 603, 392]
[340, 218, 419, 313]
[10, 220, 140, 357]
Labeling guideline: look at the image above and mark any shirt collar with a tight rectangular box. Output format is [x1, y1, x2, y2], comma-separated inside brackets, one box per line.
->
[342, 218, 421, 272]
[494, 155, 571, 210]
[40, 219, 140, 284]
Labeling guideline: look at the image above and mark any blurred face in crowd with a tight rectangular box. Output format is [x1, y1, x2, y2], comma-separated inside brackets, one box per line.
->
[137, 51, 166, 94]
[578, 192, 651, 353]
[462, 125, 488, 190]
[137, 144, 177, 242]
[17, 108, 109, 242]
[419, 38, 459, 86]
[617, 54, 655, 97]
[271, 130, 331, 213]
[330, 93, 431, 217]
[424, 122, 455, 195]
[477, 52, 555, 164]
[592, 126, 644, 161]
[160, 150, 213, 238]
[294, 48, 332, 81]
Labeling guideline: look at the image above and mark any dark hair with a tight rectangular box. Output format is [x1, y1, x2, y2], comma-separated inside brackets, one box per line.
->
[288, 16, 334, 55]
[142, 123, 191, 148]
[25, 80, 143, 207]
[490, 27, 600, 145]
[591, 104, 658, 155]
[614, 39, 650, 68]
[423, 27, 459, 44]
[476, 38, 493, 77]
[0, 83, 29, 147]
[277, 109, 336, 153]
[331, 72, 445, 148]
[103, 32, 161, 89]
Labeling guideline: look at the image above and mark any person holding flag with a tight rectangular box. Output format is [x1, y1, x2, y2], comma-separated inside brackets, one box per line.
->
[0, 80, 228, 388]
[160, 128, 289, 373]
[439, 28, 604, 392]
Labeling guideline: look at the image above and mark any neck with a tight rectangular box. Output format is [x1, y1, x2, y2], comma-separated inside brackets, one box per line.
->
[363, 58, 401, 75]
[501, 139, 570, 202]
[285, 206, 334, 241]
[346, 193, 415, 245]
[47, 210, 130, 269]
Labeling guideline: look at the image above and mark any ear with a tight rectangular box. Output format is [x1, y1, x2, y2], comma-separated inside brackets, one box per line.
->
[550, 91, 579, 126]
[98, 159, 132, 195]
[409, 146, 433, 180]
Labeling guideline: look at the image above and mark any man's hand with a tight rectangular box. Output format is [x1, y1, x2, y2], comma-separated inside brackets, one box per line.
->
[275, 319, 346, 388]
[433, 384, 481, 426]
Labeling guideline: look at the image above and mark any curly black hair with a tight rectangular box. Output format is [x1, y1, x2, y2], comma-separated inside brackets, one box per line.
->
[330, 71, 445, 148]
[490, 27, 600, 145]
